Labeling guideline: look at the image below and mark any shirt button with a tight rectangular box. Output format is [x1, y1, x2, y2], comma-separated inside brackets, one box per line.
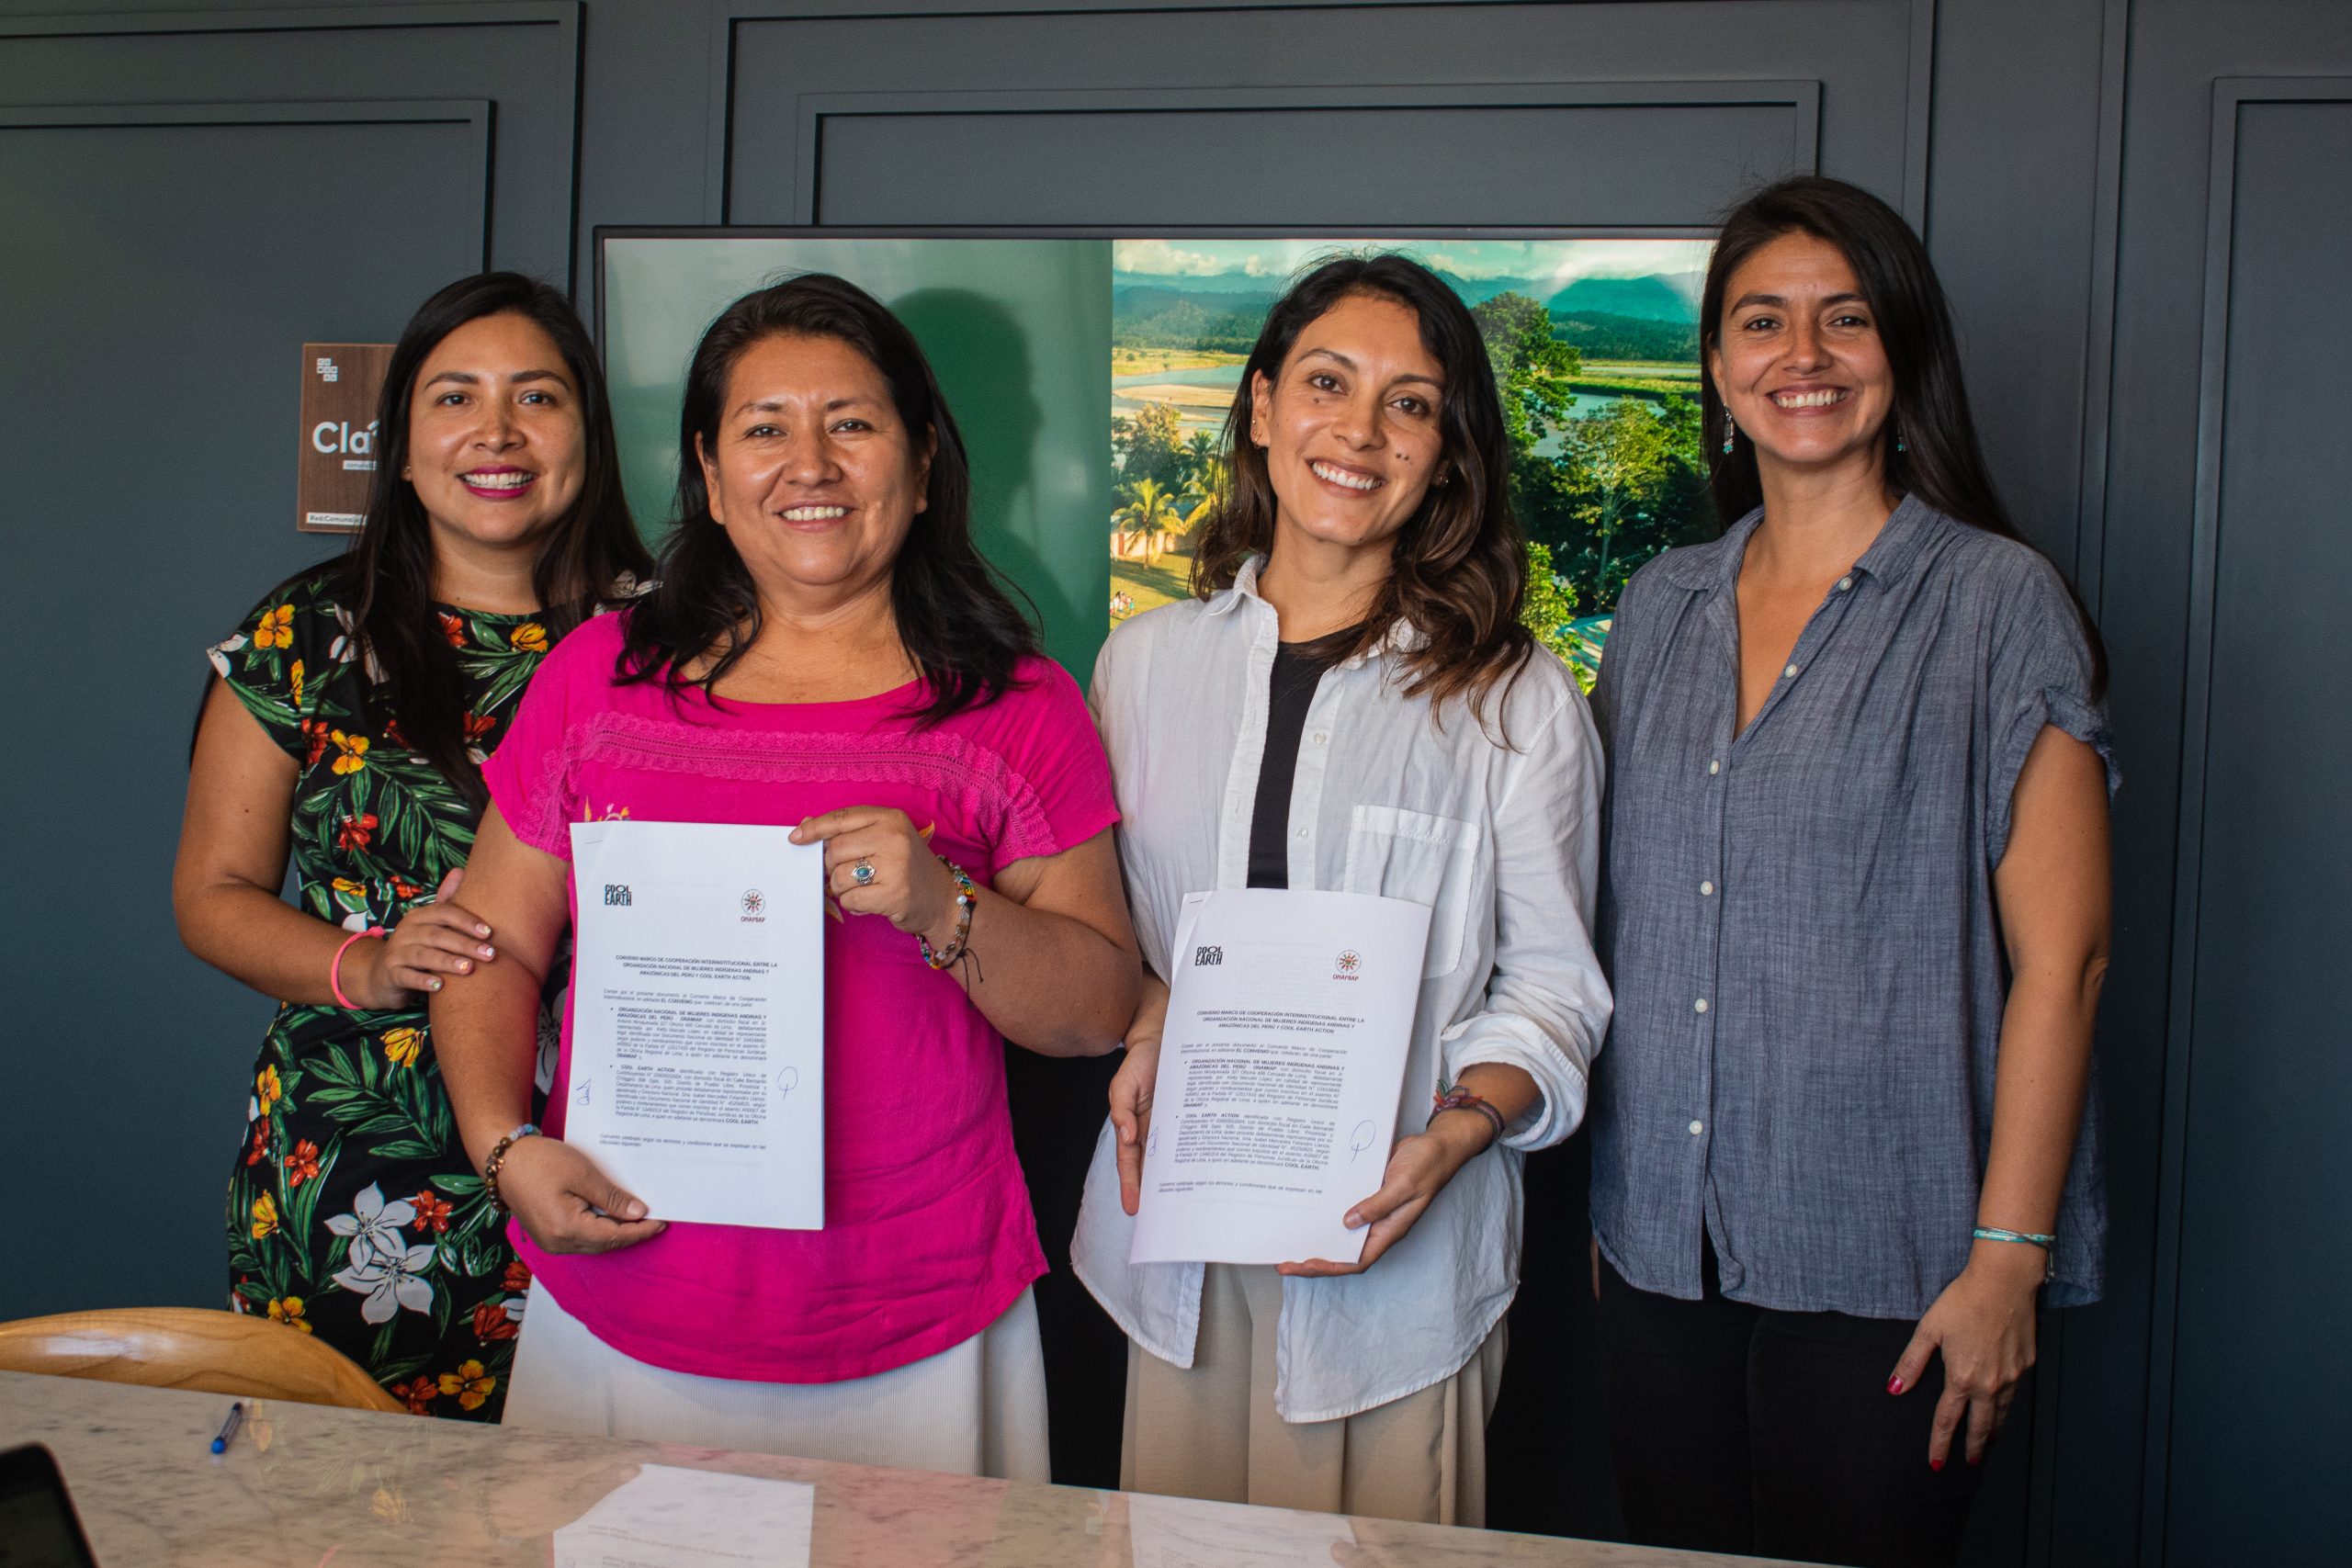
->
[1782, 663, 1800, 679]
[1689, 1119, 1704, 1135]
[1701, 880, 1715, 897]
[1311, 731, 1329, 745]
[1708, 760, 1721, 776]
[1295, 827, 1311, 840]
[1837, 576, 1854, 592]
[1693, 998, 1709, 1013]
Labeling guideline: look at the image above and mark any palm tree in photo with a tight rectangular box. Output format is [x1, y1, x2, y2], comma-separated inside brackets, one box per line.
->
[1177, 453, 1228, 551]
[1114, 478, 1182, 566]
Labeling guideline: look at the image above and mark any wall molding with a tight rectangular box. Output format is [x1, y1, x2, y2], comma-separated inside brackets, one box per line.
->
[2140, 70, 2352, 1567]
[0, 1, 578, 285]
[786, 77, 1821, 225]
[717, 0, 1902, 17]
[710, 0, 1928, 227]
[2073, 0, 2132, 609]
[0, 97, 492, 268]
[0, 3, 573, 43]
[1903, 0, 1938, 231]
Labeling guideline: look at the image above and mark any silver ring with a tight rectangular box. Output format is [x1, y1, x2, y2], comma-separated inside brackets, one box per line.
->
[851, 859, 876, 886]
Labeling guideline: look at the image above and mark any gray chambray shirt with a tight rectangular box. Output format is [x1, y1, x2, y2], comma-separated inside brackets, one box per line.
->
[1589, 496, 2115, 1318]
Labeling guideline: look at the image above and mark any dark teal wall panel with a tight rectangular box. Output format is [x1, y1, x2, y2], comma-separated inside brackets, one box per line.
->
[0, 102, 491, 1319]
[2160, 84, 2352, 1565]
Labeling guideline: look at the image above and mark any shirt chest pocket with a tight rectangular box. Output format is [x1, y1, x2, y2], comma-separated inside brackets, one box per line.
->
[1340, 805, 1484, 978]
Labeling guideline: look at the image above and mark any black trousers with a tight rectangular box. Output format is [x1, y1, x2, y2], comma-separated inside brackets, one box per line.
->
[1595, 1241, 1986, 1568]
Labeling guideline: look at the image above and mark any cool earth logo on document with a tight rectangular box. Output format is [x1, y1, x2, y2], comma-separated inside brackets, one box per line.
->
[602, 884, 632, 907]
[741, 889, 766, 922]
[1334, 950, 1362, 980]
[1193, 945, 1223, 967]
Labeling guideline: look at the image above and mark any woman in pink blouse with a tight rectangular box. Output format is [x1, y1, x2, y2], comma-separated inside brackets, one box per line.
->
[430, 275, 1140, 1478]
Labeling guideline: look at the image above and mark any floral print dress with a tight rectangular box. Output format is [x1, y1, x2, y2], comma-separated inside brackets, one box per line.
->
[213, 567, 557, 1420]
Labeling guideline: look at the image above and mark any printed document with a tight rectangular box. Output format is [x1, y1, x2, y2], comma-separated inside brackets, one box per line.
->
[568, 820, 825, 1230]
[1129, 888, 1431, 1266]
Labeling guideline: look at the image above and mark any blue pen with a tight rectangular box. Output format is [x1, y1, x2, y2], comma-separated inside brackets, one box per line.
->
[209, 1401, 245, 1455]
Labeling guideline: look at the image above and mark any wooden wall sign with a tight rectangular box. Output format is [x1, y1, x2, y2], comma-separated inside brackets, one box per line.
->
[298, 343, 393, 532]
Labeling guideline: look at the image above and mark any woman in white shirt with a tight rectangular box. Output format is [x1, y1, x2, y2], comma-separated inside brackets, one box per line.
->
[1073, 253, 1611, 1526]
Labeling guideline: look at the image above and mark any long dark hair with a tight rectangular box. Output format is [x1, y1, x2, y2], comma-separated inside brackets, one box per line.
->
[1700, 176, 2108, 692]
[344, 272, 650, 802]
[1190, 253, 1533, 723]
[620, 273, 1036, 722]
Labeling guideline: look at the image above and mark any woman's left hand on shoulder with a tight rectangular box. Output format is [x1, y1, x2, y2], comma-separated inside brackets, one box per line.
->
[792, 807, 960, 941]
[1890, 1244, 2045, 1469]
[1276, 1115, 1493, 1278]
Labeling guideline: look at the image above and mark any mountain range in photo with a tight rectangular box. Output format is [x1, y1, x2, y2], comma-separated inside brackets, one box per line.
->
[1112, 268, 1704, 359]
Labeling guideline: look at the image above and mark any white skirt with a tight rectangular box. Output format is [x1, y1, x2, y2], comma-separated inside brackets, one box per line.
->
[501, 1282, 1051, 1482]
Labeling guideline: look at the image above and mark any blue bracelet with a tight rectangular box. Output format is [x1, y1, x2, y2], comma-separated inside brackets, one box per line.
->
[1973, 1226, 2055, 1281]
[1973, 1226, 2054, 1247]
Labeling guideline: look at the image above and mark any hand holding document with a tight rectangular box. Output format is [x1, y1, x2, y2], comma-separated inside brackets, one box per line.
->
[1128, 888, 1431, 1268]
[568, 820, 825, 1231]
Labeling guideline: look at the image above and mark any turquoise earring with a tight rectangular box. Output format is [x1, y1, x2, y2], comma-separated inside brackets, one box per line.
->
[1721, 419, 1736, 457]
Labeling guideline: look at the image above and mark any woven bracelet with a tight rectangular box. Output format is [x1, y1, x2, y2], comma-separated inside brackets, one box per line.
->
[1429, 1083, 1508, 1145]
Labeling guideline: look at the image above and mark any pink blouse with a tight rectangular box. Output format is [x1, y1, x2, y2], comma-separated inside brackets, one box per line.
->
[481, 614, 1117, 1383]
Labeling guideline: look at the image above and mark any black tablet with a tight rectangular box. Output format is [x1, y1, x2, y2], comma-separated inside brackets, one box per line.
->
[0, 1445, 100, 1568]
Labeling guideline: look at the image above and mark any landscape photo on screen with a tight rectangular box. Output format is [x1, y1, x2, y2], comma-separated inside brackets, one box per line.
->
[1107, 237, 1716, 683]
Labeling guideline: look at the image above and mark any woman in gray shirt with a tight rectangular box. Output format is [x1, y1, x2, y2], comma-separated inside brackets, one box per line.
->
[1589, 176, 2114, 1568]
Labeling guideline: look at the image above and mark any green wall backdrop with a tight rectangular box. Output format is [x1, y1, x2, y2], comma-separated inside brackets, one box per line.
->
[602, 237, 1115, 680]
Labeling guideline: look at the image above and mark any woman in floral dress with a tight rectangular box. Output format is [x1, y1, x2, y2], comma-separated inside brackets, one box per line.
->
[175, 273, 650, 1418]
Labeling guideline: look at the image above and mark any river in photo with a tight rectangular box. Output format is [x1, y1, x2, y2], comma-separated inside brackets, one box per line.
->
[1111, 365, 1699, 446]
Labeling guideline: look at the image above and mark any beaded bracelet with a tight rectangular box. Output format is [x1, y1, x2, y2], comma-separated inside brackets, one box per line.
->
[483, 1122, 540, 1213]
[1429, 1081, 1508, 1146]
[918, 860, 978, 971]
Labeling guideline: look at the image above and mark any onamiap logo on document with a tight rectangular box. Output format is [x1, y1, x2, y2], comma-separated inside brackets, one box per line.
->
[1334, 949, 1362, 980]
[740, 889, 765, 922]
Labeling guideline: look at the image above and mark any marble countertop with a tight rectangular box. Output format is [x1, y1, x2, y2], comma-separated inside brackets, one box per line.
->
[0, 1368, 1781, 1567]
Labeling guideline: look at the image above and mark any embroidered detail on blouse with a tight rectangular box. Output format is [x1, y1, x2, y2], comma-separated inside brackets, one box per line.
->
[510, 708, 1064, 871]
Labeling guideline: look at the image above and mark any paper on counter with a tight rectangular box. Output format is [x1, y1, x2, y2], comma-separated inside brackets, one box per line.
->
[551, 1463, 814, 1567]
[1129, 888, 1430, 1267]
[568, 820, 825, 1230]
[1124, 1491, 1358, 1568]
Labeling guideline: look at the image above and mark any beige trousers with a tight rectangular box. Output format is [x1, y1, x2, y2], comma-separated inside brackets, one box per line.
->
[503, 1281, 1051, 1482]
[1119, 1263, 1506, 1527]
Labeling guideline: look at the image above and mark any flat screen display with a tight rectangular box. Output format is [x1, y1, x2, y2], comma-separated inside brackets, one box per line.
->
[0, 1445, 101, 1568]
[600, 231, 1715, 685]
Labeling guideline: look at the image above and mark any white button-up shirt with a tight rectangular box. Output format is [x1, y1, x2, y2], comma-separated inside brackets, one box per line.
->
[1072, 558, 1611, 1422]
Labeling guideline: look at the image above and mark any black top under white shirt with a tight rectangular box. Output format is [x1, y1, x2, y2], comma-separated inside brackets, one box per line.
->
[1245, 638, 1348, 888]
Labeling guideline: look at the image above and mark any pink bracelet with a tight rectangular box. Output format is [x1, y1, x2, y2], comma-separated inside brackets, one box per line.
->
[330, 926, 387, 1010]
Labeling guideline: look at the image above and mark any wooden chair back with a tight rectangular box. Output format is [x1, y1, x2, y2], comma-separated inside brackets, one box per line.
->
[0, 1307, 403, 1412]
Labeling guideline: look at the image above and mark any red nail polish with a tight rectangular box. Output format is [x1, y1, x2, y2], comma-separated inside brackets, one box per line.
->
[1888, 1375, 1905, 1394]
[1929, 1457, 1945, 1472]
[1967, 1452, 1983, 1467]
